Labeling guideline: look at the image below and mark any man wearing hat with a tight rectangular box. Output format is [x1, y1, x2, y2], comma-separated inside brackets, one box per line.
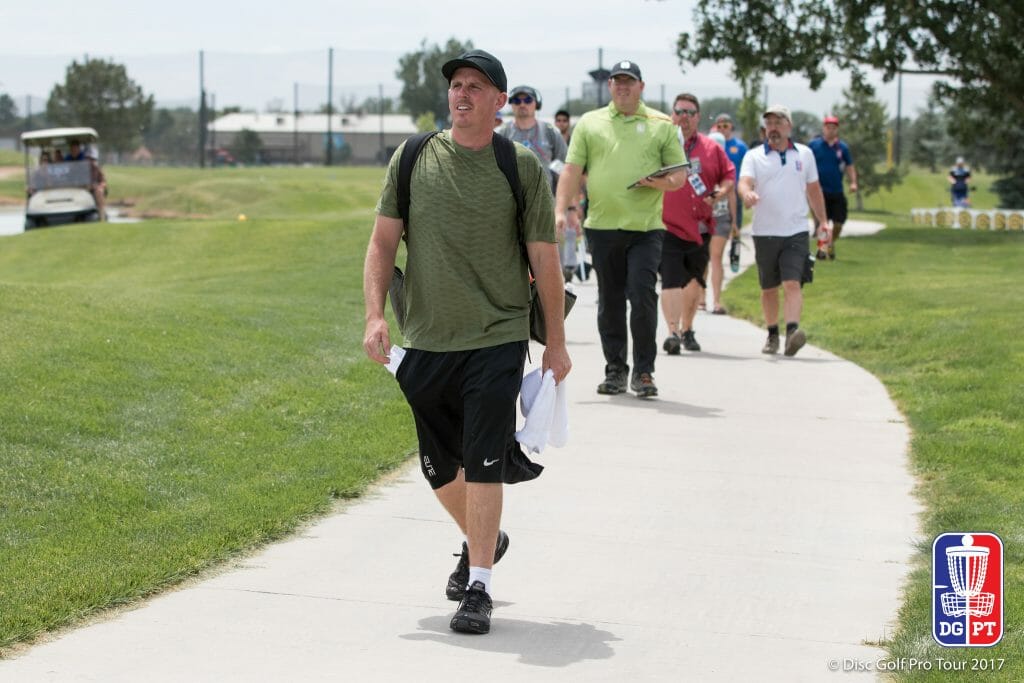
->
[498, 85, 567, 192]
[555, 59, 686, 398]
[363, 49, 571, 635]
[738, 104, 829, 357]
[497, 85, 576, 280]
[808, 114, 857, 259]
[714, 113, 748, 227]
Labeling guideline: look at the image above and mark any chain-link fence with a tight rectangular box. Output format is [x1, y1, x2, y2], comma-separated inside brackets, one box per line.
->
[5, 48, 934, 167]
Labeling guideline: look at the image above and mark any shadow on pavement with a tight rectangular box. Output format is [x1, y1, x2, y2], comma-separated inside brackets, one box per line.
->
[400, 615, 621, 667]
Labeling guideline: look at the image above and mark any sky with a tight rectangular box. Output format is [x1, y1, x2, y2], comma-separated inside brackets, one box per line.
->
[2, 0, 939, 125]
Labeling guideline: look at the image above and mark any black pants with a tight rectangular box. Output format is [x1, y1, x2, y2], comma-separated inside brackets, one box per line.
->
[585, 228, 664, 376]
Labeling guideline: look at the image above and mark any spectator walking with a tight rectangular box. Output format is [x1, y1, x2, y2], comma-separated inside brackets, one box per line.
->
[738, 104, 829, 357]
[362, 49, 570, 635]
[660, 93, 735, 354]
[498, 86, 577, 280]
[555, 59, 685, 398]
[554, 109, 573, 145]
[704, 129, 739, 315]
[715, 113, 748, 227]
[949, 156, 971, 207]
[808, 115, 857, 260]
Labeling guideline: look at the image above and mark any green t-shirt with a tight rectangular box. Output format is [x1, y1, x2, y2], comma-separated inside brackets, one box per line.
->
[565, 101, 684, 231]
[376, 131, 556, 352]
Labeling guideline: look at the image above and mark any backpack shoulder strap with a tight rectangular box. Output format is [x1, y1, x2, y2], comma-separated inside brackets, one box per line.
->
[490, 133, 525, 235]
[397, 130, 439, 229]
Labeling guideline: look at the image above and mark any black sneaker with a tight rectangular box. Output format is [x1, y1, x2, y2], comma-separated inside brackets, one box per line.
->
[446, 530, 509, 601]
[682, 330, 701, 352]
[762, 334, 780, 355]
[828, 245, 836, 260]
[630, 372, 658, 398]
[597, 370, 628, 395]
[662, 334, 681, 355]
[784, 329, 807, 357]
[450, 580, 492, 634]
[816, 248, 827, 261]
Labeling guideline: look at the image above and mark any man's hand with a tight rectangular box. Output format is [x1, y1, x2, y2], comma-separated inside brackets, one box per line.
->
[363, 317, 391, 365]
[743, 190, 760, 208]
[541, 341, 572, 384]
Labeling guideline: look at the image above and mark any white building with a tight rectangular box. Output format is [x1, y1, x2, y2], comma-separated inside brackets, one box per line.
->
[208, 112, 419, 165]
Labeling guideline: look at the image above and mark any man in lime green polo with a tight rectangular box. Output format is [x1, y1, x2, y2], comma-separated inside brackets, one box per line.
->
[555, 60, 685, 398]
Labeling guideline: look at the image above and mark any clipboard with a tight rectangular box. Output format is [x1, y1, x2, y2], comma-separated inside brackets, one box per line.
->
[627, 162, 690, 189]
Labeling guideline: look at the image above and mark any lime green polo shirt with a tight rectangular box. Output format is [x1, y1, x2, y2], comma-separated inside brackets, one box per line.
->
[565, 101, 684, 231]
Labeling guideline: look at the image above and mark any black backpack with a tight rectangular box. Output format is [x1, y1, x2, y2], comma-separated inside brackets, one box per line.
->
[389, 130, 573, 344]
[396, 130, 524, 232]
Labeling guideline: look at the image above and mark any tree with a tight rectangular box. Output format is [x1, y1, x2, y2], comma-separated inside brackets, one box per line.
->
[832, 76, 902, 209]
[46, 58, 154, 156]
[735, 70, 764, 146]
[144, 107, 199, 165]
[790, 111, 820, 145]
[0, 93, 18, 127]
[675, 0, 1024, 204]
[396, 38, 474, 125]
[230, 128, 264, 164]
[907, 98, 954, 173]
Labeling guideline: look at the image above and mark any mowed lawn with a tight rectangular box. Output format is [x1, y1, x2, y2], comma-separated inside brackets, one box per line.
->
[0, 166, 415, 649]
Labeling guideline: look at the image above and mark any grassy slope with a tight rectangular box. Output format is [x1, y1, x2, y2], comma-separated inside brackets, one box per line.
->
[0, 167, 415, 649]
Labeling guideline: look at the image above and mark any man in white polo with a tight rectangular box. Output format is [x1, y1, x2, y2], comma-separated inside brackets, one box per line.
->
[738, 104, 828, 357]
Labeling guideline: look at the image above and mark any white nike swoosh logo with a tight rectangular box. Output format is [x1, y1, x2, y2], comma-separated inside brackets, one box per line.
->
[483, 458, 499, 467]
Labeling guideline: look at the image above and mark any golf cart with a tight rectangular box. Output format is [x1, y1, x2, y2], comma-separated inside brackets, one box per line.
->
[21, 127, 104, 229]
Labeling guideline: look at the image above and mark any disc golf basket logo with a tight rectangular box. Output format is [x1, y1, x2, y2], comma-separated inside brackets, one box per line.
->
[940, 536, 994, 619]
[932, 532, 1003, 646]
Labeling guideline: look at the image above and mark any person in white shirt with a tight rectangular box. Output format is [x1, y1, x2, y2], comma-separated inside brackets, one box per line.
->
[738, 104, 828, 357]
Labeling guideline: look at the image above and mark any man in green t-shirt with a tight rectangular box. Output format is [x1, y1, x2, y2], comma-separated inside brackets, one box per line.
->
[555, 60, 686, 398]
[362, 49, 571, 636]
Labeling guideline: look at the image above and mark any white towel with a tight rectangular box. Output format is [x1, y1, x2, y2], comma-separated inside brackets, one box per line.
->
[516, 368, 569, 453]
[384, 345, 405, 376]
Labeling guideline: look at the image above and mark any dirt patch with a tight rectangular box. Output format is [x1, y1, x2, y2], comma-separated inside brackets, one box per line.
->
[0, 166, 22, 180]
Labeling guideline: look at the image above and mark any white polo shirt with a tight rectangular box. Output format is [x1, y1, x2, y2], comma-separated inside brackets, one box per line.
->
[739, 141, 819, 237]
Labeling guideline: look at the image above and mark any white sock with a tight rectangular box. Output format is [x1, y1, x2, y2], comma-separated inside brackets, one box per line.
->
[467, 566, 492, 594]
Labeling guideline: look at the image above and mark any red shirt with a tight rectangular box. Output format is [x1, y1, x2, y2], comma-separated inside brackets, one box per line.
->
[662, 133, 735, 243]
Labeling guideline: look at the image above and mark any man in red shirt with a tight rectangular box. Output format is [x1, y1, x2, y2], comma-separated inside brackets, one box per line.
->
[660, 93, 735, 354]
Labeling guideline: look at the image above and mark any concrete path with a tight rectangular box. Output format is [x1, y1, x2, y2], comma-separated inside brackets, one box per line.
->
[0, 221, 919, 682]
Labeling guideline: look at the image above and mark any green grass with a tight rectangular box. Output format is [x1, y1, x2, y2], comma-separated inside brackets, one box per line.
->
[0, 149, 22, 166]
[853, 166, 1001, 215]
[725, 225, 1023, 681]
[0, 168, 415, 650]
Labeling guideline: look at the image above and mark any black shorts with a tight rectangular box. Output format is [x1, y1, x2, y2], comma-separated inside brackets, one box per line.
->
[396, 341, 528, 489]
[753, 232, 809, 289]
[660, 231, 709, 289]
[823, 192, 848, 225]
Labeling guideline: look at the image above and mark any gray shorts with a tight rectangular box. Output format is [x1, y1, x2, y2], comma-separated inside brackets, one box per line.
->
[712, 212, 732, 238]
[753, 232, 809, 289]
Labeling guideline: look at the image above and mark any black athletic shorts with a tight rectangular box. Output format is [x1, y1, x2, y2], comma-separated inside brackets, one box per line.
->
[660, 231, 709, 289]
[753, 232, 809, 289]
[396, 341, 529, 489]
[823, 192, 848, 225]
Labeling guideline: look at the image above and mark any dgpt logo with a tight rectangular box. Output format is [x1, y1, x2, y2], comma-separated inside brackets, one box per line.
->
[932, 533, 1003, 646]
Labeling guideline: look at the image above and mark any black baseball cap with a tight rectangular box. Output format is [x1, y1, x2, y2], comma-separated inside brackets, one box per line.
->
[609, 60, 642, 81]
[441, 49, 508, 93]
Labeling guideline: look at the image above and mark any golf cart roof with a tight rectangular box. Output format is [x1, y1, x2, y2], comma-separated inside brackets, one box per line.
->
[20, 127, 99, 147]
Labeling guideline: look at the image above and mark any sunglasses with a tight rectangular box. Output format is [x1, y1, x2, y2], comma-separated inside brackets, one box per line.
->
[510, 95, 534, 105]
[674, 108, 699, 116]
